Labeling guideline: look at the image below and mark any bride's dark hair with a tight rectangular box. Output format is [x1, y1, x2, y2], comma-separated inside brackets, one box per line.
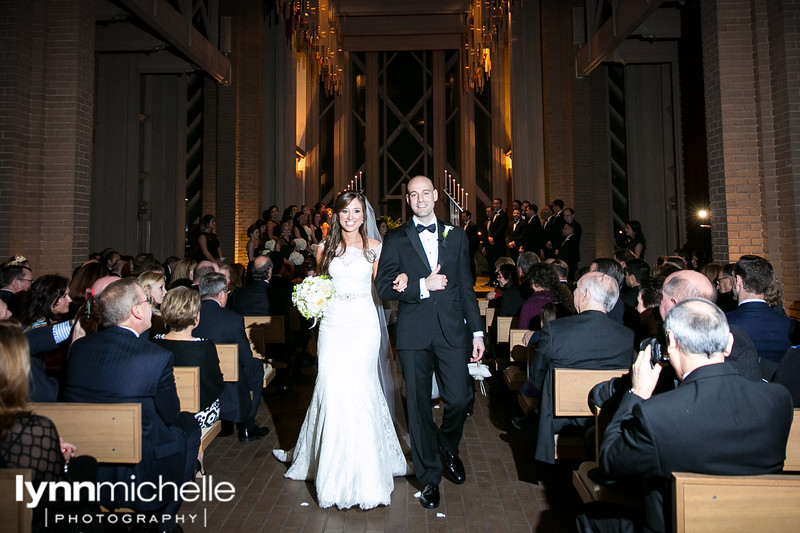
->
[318, 191, 375, 276]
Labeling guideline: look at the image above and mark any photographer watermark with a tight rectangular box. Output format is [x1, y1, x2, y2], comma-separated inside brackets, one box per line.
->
[16, 474, 235, 528]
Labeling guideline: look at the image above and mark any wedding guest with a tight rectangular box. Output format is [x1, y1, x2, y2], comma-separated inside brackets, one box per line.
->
[624, 220, 647, 260]
[169, 258, 196, 289]
[275, 222, 295, 260]
[20, 275, 72, 332]
[194, 214, 222, 262]
[153, 287, 224, 474]
[0, 320, 100, 533]
[137, 270, 168, 335]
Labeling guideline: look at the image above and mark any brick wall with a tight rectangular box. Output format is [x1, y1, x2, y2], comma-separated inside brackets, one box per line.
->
[703, 0, 800, 317]
[0, 0, 94, 277]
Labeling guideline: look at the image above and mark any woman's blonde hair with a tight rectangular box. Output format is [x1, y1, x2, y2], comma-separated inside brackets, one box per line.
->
[137, 270, 166, 299]
[172, 259, 197, 282]
[0, 320, 31, 432]
[160, 286, 201, 332]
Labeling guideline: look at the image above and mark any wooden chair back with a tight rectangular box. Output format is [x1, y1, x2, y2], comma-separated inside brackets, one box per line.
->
[496, 316, 518, 344]
[553, 368, 628, 417]
[784, 408, 800, 472]
[509, 328, 531, 362]
[215, 343, 239, 382]
[672, 472, 800, 533]
[31, 403, 142, 463]
[485, 308, 495, 333]
[0, 469, 31, 533]
[243, 316, 285, 358]
[477, 298, 489, 316]
[173, 366, 200, 413]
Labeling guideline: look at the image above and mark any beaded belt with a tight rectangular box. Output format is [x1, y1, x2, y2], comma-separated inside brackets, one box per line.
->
[333, 292, 371, 301]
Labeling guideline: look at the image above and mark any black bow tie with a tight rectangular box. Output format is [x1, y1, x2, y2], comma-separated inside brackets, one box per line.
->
[416, 223, 436, 234]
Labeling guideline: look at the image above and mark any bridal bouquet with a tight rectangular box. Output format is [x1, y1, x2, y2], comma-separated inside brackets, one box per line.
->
[292, 275, 334, 326]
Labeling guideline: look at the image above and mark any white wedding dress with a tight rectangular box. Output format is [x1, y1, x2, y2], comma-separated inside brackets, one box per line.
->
[274, 244, 407, 509]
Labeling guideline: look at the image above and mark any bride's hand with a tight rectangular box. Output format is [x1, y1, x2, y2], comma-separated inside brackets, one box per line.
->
[392, 273, 408, 292]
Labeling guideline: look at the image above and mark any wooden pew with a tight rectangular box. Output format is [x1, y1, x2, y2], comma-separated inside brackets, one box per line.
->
[508, 328, 531, 363]
[31, 403, 142, 463]
[553, 368, 627, 460]
[0, 469, 31, 533]
[496, 316, 518, 344]
[243, 316, 285, 360]
[477, 298, 489, 317]
[485, 307, 495, 334]
[173, 366, 200, 413]
[216, 343, 239, 382]
[784, 408, 800, 472]
[672, 472, 800, 533]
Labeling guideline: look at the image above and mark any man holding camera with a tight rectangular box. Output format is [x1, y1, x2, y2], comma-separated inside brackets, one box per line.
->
[579, 298, 793, 533]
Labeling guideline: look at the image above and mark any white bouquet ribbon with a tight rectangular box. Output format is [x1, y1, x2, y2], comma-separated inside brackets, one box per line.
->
[468, 362, 492, 396]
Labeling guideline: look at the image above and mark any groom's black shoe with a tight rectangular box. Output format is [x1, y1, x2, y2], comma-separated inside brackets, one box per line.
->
[237, 422, 270, 443]
[419, 484, 440, 509]
[440, 447, 466, 484]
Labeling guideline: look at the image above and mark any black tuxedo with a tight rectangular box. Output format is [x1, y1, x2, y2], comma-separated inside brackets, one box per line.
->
[193, 299, 264, 423]
[596, 364, 793, 533]
[507, 217, 527, 261]
[521, 215, 544, 255]
[556, 234, 580, 281]
[531, 310, 634, 464]
[65, 327, 200, 515]
[463, 220, 480, 283]
[376, 219, 482, 486]
[487, 210, 509, 278]
[231, 280, 271, 316]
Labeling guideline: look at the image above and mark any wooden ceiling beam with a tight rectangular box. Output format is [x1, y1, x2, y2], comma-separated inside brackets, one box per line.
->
[575, 0, 665, 78]
[117, 0, 230, 83]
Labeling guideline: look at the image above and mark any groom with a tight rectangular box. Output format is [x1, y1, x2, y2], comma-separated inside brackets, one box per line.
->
[376, 175, 485, 509]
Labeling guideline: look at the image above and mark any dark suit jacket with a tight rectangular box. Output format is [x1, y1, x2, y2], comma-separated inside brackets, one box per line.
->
[64, 326, 197, 510]
[773, 345, 800, 407]
[489, 210, 509, 257]
[556, 234, 579, 279]
[532, 310, 634, 463]
[193, 299, 260, 422]
[599, 363, 793, 533]
[464, 221, 480, 258]
[521, 215, 544, 254]
[230, 280, 271, 316]
[376, 219, 482, 350]
[507, 218, 527, 250]
[727, 301, 795, 363]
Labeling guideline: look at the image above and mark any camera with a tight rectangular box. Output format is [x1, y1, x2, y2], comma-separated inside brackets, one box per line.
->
[639, 336, 669, 368]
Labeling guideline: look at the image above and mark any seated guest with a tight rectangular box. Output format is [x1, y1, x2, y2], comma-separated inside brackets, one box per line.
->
[589, 258, 625, 323]
[231, 255, 272, 316]
[579, 298, 793, 533]
[19, 275, 72, 331]
[485, 263, 525, 317]
[528, 272, 634, 464]
[193, 273, 268, 443]
[191, 260, 220, 288]
[137, 269, 168, 335]
[726, 255, 797, 378]
[168, 258, 196, 290]
[64, 278, 200, 531]
[519, 263, 574, 330]
[153, 287, 224, 474]
[0, 320, 100, 533]
[1, 264, 33, 316]
[713, 262, 737, 312]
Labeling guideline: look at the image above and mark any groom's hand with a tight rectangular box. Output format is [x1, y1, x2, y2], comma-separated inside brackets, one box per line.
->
[425, 264, 448, 291]
[470, 337, 485, 362]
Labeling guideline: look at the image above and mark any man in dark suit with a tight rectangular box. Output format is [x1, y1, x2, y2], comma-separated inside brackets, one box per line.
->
[521, 202, 544, 256]
[231, 255, 272, 316]
[487, 198, 509, 284]
[726, 255, 797, 378]
[64, 278, 200, 531]
[527, 272, 634, 464]
[460, 210, 480, 284]
[376, 175, 485, 510]
[0, 264, 32, 316]
[580, 298, 793, 533]
[554, 222, 579, 282]
[506, 207, 527, 262]
[194, 272, 268, 442]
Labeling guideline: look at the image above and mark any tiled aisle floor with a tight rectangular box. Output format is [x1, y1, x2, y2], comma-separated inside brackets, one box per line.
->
[180, 365, 582, 533]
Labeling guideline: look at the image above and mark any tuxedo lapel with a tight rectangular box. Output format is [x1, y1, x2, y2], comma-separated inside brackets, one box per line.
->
[404, 220, 431, 272]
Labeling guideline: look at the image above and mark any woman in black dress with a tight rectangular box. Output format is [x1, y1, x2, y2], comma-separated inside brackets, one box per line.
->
[625, 220, 647, 261]
[195, 214, 222, 262]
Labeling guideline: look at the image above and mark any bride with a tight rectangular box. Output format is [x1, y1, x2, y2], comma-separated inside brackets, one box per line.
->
[273, 190, 408, 510]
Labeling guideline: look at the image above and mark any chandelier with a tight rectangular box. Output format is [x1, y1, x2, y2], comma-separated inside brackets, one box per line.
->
[463, 0, 510, 92]
[278, 0, 345, 95]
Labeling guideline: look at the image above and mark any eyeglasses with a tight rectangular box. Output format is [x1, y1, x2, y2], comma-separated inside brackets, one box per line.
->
[19, 278, 33, 284]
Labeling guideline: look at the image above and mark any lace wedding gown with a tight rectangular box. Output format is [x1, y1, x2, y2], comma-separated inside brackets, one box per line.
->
[275, 244, 407, 509]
